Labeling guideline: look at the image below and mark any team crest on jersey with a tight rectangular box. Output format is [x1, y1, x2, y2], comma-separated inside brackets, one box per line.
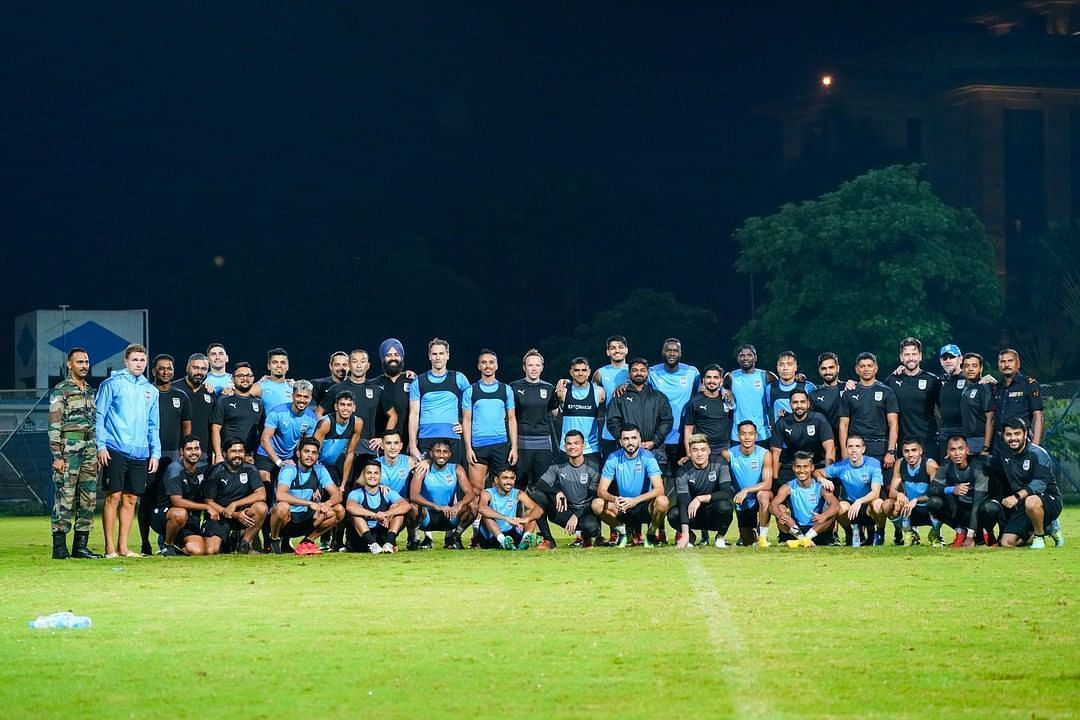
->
[300, 424, 310, 433]
[956, 379, 965, 389]
[969, 390, 978, 399]
[753, 380, 762, 389]
[144, 390, 152, 400]
[252, 402, 260, 412]
[874, 391, 883, 401]
[750, 461, 759, 469]
[918, 379, 927, 390]
[203, 394, 212, 403]
[1023, 459, 1031, 471]
[708, 471, 717, 481]
[634, 462, 642, 472]
[807, 425, 816, 436]
[540, 388, 548, 399]
[403, 382, 411, 392]
[578, 472, 589, 484]
[239, 472, 248, 482]
[679, 377, 688, 386]
[196, 474, 204, 482]
[365, 389, 374, 399]
[172, 397, 181, 408]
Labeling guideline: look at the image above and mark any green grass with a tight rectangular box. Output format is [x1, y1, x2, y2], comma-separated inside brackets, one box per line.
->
[1, 515, 1078, 720]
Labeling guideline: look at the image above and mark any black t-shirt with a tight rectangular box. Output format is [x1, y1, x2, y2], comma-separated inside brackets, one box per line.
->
[937, 372, 967, 432]
[319, 379, 392, 440]
[959, 381, 993, 438]
[684, 392, 731, 448]
[312, 375, 337, 406]
[174, 380, 215, 451]
[203, 461, 262, 506]
[158, 387, 192, 453]
[510, 379, 559, 437]
[156, 461, 207, 510]
[885, 370, 940, 442]
[368, 373, 412, 435]
[770, 411, 834, 466]
[674, 461, 732, 498]
[537, 460, 599, 511]
[991, 373, 1043, 433]
[210, 393, 265, 453]
[810, 383, 844, 433]
[840, 381, 899, 440]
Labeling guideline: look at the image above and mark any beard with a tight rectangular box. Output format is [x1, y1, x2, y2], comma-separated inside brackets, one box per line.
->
[383, 359, 402, 375]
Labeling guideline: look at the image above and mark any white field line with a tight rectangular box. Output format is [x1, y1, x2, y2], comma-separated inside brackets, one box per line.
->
[682, 553, 769, 718]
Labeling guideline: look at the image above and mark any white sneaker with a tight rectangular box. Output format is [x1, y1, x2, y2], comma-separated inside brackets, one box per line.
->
[381, 542, 396, 553]
[368, 542, 383, 554]
[714, 537, 727, 548]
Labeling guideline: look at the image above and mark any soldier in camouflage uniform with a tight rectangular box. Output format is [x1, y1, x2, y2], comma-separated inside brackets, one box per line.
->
[48, 347, 103, 559]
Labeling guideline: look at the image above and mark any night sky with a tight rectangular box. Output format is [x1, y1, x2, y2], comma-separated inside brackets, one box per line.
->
[2, 1, 992, 382]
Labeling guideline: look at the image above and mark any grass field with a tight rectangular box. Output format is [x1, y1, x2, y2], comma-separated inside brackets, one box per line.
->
[1, 514, 1078, 720]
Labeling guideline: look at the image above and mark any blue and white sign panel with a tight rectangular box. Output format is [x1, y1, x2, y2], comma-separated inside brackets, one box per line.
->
[13, 309, 148, 388]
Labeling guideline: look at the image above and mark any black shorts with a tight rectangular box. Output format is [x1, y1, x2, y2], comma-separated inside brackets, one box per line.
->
[419, 508, 460, 531]
[348, 524, 396, 550]
[841, 503, 874, 525]
[282, 510, 316, 538]
[616, 502, 653, 526]
[202, 516, 247, 541]
[149, 506, 201, 538]
[736, 506, 759, 529]
[472, 442, 510, 470]
[254, 454, 280, 478]
[1002, 494, 1063, 537]
[905, 506, 933, 527]
[102, 451, 149, 495]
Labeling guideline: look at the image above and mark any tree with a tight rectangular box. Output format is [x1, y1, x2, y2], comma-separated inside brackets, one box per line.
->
[733, 164, 1002, 366]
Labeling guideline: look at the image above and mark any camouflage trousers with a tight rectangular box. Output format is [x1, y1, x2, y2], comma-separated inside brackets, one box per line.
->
[51, 441, 99, 533]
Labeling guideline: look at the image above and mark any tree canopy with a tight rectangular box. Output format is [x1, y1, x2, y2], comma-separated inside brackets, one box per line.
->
[733, 164, 1002, 366]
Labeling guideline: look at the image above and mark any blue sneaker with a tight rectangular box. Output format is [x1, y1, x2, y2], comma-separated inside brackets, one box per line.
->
[1046, 519, 1065, 547]
[872, 532, 885, 546]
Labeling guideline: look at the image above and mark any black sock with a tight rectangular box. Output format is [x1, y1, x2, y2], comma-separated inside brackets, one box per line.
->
[386, 531, 398, 545]
[360, 531, 375, 546]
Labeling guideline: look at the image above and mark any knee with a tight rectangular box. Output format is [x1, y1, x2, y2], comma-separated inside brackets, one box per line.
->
[580, 514, 600, 536]
[167, 508, 188, 524]
[926, 496, 943, 513]
[590, 498, 606, 515]
[654, 496, 670, 513]
[272, 502, 289, 518]
[250, 502, 268, 519]
[1023, 495, 1043, 512]
[717, 499, 734, 515]
[666, 508, 679, 527]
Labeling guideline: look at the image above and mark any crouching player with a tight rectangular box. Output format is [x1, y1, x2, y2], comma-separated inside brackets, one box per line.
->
[270, 437, 345, 555]
[927, 436, 1000, 548]
[531, 430, 601, 547]
[815, 436, 886, 546]
[997, 418, 1065, 549]
[770, 452, 839, 547]
[346, 458, 410, 553]
[722, 421, 774, 547]
[889, 438, 941, 546]
[201, 438, 268, 555]
[672, 434, 735, 548]
[592, 425, 668, 547]
[409, 439, 476, 550]
[477, 467, 542, 550]
[151, 434, 212, 556]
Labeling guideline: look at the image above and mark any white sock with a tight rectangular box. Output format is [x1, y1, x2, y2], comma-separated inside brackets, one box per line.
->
[496, 533, 505, 544]
[805, 529, 818, 540]
[758, 527, 768, 538]
[614, 524, 626, 535]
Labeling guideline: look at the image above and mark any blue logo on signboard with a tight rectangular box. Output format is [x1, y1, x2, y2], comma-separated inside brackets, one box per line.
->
[48, 321, 130, 362]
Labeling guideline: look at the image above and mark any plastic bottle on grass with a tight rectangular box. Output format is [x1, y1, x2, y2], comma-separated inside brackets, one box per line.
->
[29, 612, 92, 629]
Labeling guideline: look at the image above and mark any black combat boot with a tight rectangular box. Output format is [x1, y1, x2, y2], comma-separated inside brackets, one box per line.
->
[71, 531, 103, 559]
[52, 531, 70, 560]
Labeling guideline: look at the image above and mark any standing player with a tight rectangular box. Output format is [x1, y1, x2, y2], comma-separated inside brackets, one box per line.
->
[201, 439, 267, 555]
[269, 437, 344, 555]
[997, 418, 1064, 549]
[408, 438, 475, 549]
[593, 335, 630, 458]
[477, 467, 542, 550]
[209, 362, 263, 464]
[369, 338, 412, 440]
[510, 349, 559, 493]
[318, 349, 396, 455]
[141, 354, 191, 555]
[722, 421, 774, 547]
[839, 353, 899, 470]
[204, 343, 233, 394]
[462, 349, 517, 493]
[770, 388, 835, 484]
[889, 438, 940, 546]
[724, 344, 775, 445]
[255, 348, 293, 412]
[151, 434, 211, 556]
[174, 353, 215, 456]
[409, 338, 470, 464]
[811, 352, 845, 439]
[48, 347, 102, 559]
[346, 458, 411, 553]
[648, 338, 701, 478]
[592, 425, 667, 547]
[683, 364, 730, 463]
[816, 436, 887, 546]
[885, 338, 940, 457]
[96, 343, 160, 559]
[555, 356, 605, 468]
[531, 430, 602, 547]
[959, 353, 994, 455]
[312, 351, 349, 406]
[770, 452, 840, 548]
[935, 344, 967, 461]
[670, 435, 734, 548]
[765, 351, 815, 425]
[992, 348, 1044, 445]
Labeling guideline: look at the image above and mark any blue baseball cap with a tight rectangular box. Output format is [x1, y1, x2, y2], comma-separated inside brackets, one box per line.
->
[939, 344, 961, 358]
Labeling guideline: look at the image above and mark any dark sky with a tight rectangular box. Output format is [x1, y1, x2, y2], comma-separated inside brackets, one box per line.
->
[1, 1, 991, 381]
